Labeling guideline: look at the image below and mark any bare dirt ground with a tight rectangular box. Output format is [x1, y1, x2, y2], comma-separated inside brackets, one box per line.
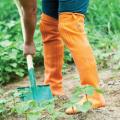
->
[5, 65, 120, 120]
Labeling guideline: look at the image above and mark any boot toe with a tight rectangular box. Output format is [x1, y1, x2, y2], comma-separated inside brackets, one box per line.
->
[65, 106, 78, 115]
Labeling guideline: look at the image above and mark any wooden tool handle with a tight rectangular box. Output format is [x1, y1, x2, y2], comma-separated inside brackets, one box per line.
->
[26, 55, 34, 70]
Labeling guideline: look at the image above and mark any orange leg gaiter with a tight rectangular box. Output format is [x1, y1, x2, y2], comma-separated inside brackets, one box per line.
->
[59, 13, 105, 114]
[40, 14, 64, 96]
[59, 12, 99, 87]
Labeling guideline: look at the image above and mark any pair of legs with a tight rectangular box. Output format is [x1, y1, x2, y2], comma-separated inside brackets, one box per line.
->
[40, 0, 105, 114]
[40, 0, 90, 95]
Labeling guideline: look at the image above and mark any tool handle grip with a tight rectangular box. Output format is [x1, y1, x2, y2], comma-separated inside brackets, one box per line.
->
[26, 55, 34, 70]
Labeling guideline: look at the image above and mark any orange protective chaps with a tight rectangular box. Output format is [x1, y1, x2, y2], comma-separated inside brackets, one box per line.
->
[40, 12, 105, 114]
[40, 14, 64, 96]
[58, 12, 105, 114]
[59, 13, 99, 87]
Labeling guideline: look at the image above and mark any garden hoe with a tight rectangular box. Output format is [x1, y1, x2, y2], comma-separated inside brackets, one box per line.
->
[14, 0, 53, 102]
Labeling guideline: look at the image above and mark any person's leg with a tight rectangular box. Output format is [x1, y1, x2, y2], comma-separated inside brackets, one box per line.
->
[58, 0, 105, 114]
[40, 0, 64, 96]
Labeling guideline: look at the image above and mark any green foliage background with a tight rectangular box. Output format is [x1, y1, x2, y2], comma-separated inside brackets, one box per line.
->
[0, 0, 120, 84]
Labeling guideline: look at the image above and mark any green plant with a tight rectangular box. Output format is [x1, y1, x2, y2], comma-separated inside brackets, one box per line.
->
[65, 85, 104, 113]
[0, 85, 103, 120]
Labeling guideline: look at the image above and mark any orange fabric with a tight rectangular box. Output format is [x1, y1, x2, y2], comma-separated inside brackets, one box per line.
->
[58, 12, 105, 114]
[40, 13, 64, 96]
[59, 12, 99, 87]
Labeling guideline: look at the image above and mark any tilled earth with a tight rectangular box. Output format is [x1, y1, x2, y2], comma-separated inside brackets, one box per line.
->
[5, 65, 120, 120]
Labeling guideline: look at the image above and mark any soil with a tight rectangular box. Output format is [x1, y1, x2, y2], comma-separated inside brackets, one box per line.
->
[4, 65, 120, 120]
